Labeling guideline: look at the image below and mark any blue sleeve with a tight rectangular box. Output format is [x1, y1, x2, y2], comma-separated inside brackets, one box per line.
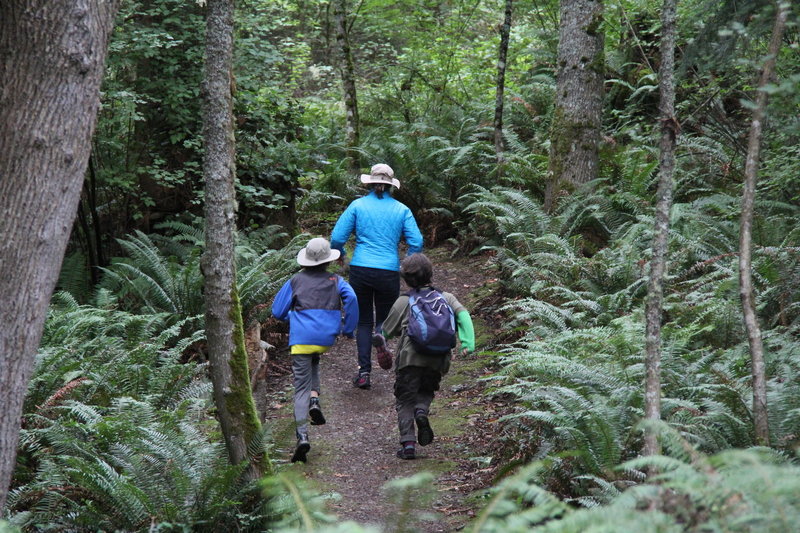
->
[330, 203, 357, 253]
[271, 280, 293, 321]
[403, 208, 424, 255]
[339, 278, 358, 337]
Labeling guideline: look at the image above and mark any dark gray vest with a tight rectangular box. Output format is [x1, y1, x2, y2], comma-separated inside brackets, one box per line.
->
[290, 270, 342, 311]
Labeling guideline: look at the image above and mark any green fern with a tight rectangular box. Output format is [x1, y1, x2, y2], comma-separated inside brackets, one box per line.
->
[9, 398, 256, 531]
[57, 251, 94, 303]
[96, 227, 299, 330]
[472, 444, 800, 532]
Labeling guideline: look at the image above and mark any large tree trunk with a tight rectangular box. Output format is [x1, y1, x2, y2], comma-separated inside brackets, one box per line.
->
[333, 0, 360, 174]
[643, 0, 678, 458]
[0, 0, 120, 509]
[739, 2, 788, 447]
[544, 0, 604, 212]
[494, 0, 513, 168]
[79, 157, 108, 285]
[202, 0, 268, 479]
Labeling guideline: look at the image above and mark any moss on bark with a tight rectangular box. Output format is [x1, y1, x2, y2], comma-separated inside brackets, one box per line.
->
[228, 287, 272, 474]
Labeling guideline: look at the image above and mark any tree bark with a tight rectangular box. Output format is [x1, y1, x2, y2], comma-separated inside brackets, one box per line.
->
[544, 0, 604, 212]
[0, 0, 120, 510]
[202, 0, 269, 479]
[643, 0, 678, 458]
[333, 0, 360, 174]
[494, 0, 513, 168]
[739, 2, 788, 447]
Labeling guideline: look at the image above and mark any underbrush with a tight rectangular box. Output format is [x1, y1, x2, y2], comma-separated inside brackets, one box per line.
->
[471, 444, 800, 532]
[7, 229, 308, 531]
[460, 178, 800, 529]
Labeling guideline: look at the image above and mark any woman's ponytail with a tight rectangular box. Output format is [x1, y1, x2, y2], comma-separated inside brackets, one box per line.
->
[369, 184, 386, 199]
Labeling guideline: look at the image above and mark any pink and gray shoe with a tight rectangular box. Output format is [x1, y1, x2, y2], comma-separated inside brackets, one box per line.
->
[372, 333, 393, 370]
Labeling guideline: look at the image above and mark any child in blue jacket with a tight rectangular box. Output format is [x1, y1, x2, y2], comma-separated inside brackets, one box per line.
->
[272, 238, 358, 462]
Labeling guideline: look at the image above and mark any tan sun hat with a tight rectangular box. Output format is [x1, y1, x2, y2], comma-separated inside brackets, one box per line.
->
[297, 237, 341, 266]
[360, 163, 401, 189]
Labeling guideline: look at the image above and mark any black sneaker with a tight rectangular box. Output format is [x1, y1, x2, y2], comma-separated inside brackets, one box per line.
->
[396, 442, 416, 460]
[372, 333, 393, 370]
[309, 397, 326, 425]
[291, 434, 310, 463]
[352, 372, 371, 390]
[415, 411, 434, 446]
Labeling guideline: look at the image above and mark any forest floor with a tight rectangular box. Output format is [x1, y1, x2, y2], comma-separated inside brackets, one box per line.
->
[256, 247, 513, 532]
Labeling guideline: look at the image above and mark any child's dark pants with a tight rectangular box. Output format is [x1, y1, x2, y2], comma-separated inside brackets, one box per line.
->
[394, 366, 442, 443]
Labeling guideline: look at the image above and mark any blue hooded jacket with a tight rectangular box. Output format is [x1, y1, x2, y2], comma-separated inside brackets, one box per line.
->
[330, 190, 423, 271]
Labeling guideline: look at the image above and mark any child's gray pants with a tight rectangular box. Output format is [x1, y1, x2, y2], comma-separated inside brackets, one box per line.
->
[292, 353, 322, 437]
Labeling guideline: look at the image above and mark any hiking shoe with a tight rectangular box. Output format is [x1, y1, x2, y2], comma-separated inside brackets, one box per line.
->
[415, 411, 434, 446]
[291, 434, 310, 463]
[396, 442, 416, 460]
[309, 397, 326, 425]
[372, 333, 393, 370]
[352, 372, 371, 390]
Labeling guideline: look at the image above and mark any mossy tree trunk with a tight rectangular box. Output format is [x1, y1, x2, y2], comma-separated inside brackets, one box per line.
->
[643, 0, 678, 458]
[0, 0, 120, 509]
[202, 0, 269, 479]
[494, 0, 513, 169]
[333, 0, 360, 175]
[739, 2, 788, 447]
[544, 0, 604, 212]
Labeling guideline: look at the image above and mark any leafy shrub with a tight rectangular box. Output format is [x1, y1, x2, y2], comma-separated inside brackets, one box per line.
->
[472, 179, 800, 497]
[9, 295, 264, 530]
[472, 446, 800, 533]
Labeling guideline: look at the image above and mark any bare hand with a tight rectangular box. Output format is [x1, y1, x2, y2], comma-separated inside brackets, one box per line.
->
[338, 256, 349, 275]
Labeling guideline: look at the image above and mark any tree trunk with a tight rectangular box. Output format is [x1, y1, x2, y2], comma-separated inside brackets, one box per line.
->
[87, 157, 107, 274]
[77, 157, 107, 286]
[202, 0, 269, 479]
[0, 0, 120, 510]
[544, 0, 604, 212]
[333, 0, 360, 174]
[76, 198, 100, 287]
[494, 0, 513, 168]
[739, 2, 788, 447]
[643, 0, 678, 458]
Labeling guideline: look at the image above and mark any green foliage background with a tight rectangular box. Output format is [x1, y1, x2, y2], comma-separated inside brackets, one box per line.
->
[8, 0, 800, 530]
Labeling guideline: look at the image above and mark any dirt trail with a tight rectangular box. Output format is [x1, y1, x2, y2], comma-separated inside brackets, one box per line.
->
[260, 248, 498, 531]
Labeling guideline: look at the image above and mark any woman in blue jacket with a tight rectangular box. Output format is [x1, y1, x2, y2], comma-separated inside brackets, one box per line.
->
[331, 164, 424, 390]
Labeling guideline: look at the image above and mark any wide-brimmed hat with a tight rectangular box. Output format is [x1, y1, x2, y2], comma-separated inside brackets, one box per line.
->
[360, 163, 401, 189]
[297, 237, 341, 266]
